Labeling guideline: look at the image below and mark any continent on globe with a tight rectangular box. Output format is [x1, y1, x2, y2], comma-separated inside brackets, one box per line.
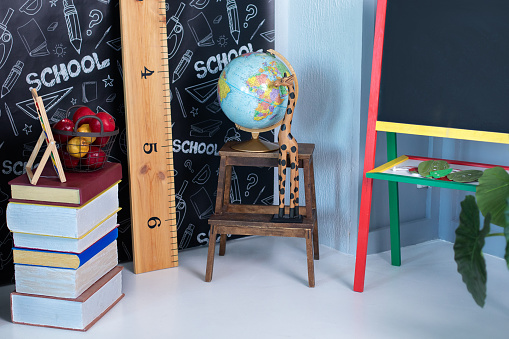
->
[246, 61, 288, 121]
[218, 75, 230, 102]
[218, 52, 291, 130]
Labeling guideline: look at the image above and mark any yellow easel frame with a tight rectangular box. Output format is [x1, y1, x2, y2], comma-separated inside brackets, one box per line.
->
[26, 88, 66, 185]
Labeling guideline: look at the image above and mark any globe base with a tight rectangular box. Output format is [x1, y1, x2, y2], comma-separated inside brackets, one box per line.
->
[231, 138, 278, 153]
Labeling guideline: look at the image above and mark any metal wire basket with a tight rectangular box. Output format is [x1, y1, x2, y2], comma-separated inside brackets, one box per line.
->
[51, 107, 118, 172]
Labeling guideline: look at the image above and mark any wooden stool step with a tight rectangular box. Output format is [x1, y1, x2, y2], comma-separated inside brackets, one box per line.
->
[205, 142, 318, 287]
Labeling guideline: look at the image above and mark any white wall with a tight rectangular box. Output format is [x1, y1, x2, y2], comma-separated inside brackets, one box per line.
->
[276, 0, 364, 253]
[275, 0, 441, 255]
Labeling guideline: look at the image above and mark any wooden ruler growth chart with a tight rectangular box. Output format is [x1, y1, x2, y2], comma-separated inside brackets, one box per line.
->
[119, 0, 178, 273]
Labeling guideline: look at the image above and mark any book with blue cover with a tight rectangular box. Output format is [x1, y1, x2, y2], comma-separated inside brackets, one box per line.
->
[13, 228, 118, 269]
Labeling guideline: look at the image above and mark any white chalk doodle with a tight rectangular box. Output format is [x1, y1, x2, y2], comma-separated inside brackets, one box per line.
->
[19, 0, 43, 16]
[244, 4, 257, 28]
[245, 173, 258, 197]
[87, 9, 103, 36]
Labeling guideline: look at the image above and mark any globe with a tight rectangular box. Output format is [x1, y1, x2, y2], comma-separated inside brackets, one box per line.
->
[218, 51, 295, 151]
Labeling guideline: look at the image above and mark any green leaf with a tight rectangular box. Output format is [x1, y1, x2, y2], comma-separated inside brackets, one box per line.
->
[447, 170, 484, 183]
[418, 160, 449, 177]
[429, 168, 453, 178]
[476, 167, 509, 227]
[454, 195, 490, 307]
[505, 200, 509, 270]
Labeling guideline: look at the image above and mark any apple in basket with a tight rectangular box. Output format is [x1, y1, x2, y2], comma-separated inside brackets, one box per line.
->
[67, 137, 89, 158]
[52, 118, 74, 143]
[81, 145, 107, 170]
[58, 148, 79, 169]
[72, 106, 96, 126]
[90, 112, 115, 146]
[77, 124, 96, 144]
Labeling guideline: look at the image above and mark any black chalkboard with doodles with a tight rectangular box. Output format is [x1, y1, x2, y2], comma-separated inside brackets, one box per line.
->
[0, 0, 276, 285]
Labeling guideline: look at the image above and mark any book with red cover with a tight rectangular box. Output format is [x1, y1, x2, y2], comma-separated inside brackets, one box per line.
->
[8, 162, 121, 206]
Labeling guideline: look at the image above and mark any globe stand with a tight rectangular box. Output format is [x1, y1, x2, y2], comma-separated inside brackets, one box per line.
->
[231, 123, 282, 153]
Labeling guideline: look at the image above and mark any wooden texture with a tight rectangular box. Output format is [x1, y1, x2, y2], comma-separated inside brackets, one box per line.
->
[119, 0, 178, 273]
[206, 142, 318, 287]
[274, 74, 300, 219]
[386, 132, 401, 266]
[354, 0, 387, 293]
[26, 89, 66, 185]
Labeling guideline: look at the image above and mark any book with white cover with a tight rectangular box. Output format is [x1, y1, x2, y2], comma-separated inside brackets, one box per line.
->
[7, 184, 120, 238]
[11, 212, 118, 253]
[11, 266, 124, 331]
[15, 241, 118, 298]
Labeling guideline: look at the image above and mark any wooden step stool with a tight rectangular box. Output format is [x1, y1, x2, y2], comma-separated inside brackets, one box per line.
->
[205, 141, 318, 287]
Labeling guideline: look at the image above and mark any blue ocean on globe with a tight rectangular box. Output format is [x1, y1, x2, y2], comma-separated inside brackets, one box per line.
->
[218, 52, 291, 130]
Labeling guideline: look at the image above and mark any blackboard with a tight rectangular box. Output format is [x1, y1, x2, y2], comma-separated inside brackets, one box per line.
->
[377, 0, 509, 136]
[0, 0, 276, 285]
[167, 0, 276, 251]
[0, 1, 128, 285]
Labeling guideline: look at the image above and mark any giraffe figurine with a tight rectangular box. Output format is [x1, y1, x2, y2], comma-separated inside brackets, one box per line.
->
[272, 73, 302, 222]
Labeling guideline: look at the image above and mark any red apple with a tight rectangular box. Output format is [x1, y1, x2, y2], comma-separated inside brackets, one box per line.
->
[89, 112, 115, 132]
[72, 106, 96, 126]
[81, 145, 107, 170]
[90, 112, 115, 146]
[52, 118, 75, 143]
[58, 148, 79, 169]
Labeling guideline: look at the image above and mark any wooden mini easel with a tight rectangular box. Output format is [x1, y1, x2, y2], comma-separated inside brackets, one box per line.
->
[26, 88, 66, 185]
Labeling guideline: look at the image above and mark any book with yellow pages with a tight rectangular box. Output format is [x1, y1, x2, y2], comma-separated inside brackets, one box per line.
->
[13, 228, 118, 269]
[14, 241, 118, 298]
[8, 162, 122, 206]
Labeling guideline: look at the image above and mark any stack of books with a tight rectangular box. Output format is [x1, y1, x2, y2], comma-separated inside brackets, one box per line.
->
[6, 162, 125, 331]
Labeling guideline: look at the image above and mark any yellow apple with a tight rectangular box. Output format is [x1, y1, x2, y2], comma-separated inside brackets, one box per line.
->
[77, 124, 96, 144]
[67, 137, 89, 158]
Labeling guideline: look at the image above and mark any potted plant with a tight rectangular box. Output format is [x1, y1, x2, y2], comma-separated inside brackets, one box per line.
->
[454, 167, 509, 307]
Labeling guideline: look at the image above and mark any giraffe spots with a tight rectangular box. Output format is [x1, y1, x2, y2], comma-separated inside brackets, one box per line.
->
[295, 175, 299, 181]
[290, 193, 295, 200]
[291, 162, 296, 169]
[295, 197, 299, 204]
[281, 124, 286, 131]
[287, 108, 292, 114]
[291, 146, 297, 152]
[289, 92, 295, 99]
[281, 159, 286, 166]
[294, 187, 298, 192]
[281, 144, 287, 150]
[280, 188, 285, 195]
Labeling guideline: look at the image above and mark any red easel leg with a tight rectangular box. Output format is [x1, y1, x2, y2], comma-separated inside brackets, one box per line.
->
[353, 176, 374, 292]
